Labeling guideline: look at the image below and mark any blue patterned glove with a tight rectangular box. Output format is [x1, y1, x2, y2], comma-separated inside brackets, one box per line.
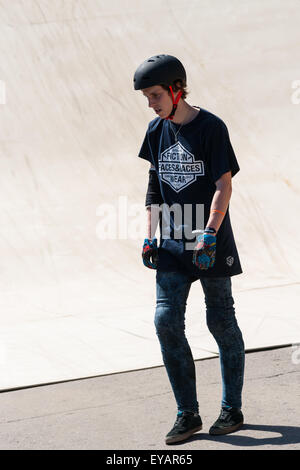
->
[192, 233, 216, 270]
[142, 237, 158, 269]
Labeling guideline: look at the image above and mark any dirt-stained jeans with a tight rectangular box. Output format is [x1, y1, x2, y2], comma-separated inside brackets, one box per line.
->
[155, 270, 245, 413]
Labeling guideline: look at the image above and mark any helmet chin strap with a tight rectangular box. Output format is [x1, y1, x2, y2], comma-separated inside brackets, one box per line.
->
[165, 86, 182, 120]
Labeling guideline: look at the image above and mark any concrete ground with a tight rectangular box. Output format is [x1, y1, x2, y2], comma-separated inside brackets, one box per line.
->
[0, 346, 299, 450]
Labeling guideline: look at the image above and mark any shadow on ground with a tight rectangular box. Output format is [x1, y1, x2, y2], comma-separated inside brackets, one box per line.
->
[174, 424, 300, 447]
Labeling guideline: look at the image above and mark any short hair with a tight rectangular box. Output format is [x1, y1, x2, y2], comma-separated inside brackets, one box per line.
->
[161, 79, 188, 100]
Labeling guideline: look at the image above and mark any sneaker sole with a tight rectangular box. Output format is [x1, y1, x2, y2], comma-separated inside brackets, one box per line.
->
[165, 425, 203, 444]
[209, 421, 243, 436]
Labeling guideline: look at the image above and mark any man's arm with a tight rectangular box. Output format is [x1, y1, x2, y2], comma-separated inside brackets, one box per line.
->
[205, 171, 232, 234]
[146, 205, 160, 239]
[145, 164, 161, 239]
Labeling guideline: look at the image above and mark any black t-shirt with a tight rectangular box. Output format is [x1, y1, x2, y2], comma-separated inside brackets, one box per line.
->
[138, 107, 242, 281]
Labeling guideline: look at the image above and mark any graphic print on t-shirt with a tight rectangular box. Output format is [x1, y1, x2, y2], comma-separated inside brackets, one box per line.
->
[159, 141, 204, 193]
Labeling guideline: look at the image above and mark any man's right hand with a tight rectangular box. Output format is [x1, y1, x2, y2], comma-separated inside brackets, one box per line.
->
[142, 237, 158, 269]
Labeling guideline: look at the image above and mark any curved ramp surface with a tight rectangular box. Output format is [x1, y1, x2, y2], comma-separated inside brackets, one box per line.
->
[0, 0, 299, 390]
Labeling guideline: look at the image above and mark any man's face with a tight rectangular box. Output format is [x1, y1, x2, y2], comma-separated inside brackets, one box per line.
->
[142, 85, 174, 119]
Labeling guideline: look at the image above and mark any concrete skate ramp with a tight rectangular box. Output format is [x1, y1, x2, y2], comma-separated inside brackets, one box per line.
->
[0, 0, 299, 390]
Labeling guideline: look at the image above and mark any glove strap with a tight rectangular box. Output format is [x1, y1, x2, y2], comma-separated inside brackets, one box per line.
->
[204, 227, 217, 235]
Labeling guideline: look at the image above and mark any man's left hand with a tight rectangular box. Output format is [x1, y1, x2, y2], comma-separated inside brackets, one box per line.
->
[192, 233, 216, 270]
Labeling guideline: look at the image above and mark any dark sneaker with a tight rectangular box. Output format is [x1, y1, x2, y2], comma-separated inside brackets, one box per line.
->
[165, 411, 202, 444]
[209, 407, 244, 435]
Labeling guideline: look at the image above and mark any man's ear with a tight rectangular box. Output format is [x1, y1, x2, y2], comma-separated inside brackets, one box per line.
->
[172, 80, 183, 99]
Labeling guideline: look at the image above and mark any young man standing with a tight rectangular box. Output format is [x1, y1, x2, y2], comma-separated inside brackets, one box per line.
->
[134, 54, 245, 444]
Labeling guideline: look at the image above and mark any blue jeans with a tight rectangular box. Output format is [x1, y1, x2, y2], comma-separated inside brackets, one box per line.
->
[155, 271, 245, 413]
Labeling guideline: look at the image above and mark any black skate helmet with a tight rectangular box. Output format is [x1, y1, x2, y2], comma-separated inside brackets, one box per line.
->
[133, 54, 186, 120]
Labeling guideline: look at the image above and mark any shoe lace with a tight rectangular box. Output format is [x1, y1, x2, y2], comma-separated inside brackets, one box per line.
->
[219, 408, 231, 421]
[175, 411, 195, 426]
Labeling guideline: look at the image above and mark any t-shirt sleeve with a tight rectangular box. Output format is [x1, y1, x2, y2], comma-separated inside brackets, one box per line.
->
[138, 131, 153, 163]
[205, 118, 240, 183]
[145, 168, 163, 206]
